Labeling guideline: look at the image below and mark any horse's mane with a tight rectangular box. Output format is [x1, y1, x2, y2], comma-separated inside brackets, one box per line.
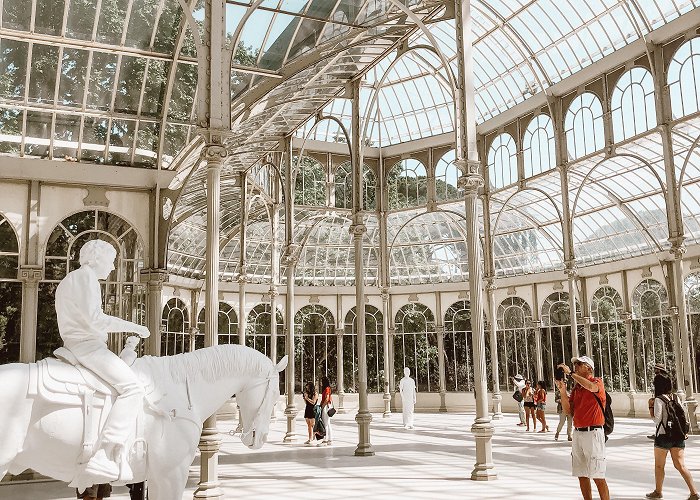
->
[139, 344, 275, 384]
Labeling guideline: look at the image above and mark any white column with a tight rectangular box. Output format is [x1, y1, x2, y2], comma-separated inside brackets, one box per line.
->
[566, 267, 580, 358]
[335, 327, 345, 412]
[381, 287, 391, 417]
[18, 265, 42, 362]
[194, 142, 227, 499]
[455, 0, 496, 480]
[283, 247, 299, 442]
[139, 269, 167, 356]
[486, 279, 502, 419]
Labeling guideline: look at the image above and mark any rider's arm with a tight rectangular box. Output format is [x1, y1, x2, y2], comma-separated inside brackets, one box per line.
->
[80, 272, 145, 334]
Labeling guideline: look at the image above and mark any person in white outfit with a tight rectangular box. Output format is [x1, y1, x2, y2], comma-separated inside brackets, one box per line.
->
[55, 240, 150, 484]
[513, 374, 526, 426]
[399, 367, 417, 429]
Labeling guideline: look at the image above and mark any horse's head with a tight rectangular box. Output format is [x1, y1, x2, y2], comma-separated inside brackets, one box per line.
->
[237, 355, 287, 449]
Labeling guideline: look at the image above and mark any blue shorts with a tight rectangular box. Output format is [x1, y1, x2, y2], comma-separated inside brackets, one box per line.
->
[654, 434, 685, 450]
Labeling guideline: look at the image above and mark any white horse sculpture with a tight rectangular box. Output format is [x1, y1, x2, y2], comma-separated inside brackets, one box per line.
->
[0, 344, 286, 499]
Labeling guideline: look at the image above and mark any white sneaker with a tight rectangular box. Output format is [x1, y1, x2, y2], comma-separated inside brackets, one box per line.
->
[304, 439, 311, 445]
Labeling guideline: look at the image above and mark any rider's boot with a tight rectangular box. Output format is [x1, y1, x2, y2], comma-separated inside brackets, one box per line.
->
[81, 448, 119, 484]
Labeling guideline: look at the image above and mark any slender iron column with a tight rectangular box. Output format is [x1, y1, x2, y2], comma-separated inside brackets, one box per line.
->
[486, 279, 502, 419]
[566, 267, 580, 359]
[435, 290, 447, 412]
[381, 287, 391, 417]
[139, 269, 167, 356]
[193, 142, 227, 499]
[455, 0, 495, 480]
[351, 79, 373, 456]
[18, 266, 42, 362]
[621, 270, 638, 416]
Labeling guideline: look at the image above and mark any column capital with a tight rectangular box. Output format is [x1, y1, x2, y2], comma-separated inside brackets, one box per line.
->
[529, 319, 542, 329]
[582, 316, 592, 326]
[484, 278, 496, 292]
[349, 223, 367, 237]
[139, 268, 169, 286]
[435, 325, 445, 336]
[268, 286, 279, 299]
[668, 305, 679, 317]
[18, 265, 43, 284]
[237, 274, 248, 285]
[335, 327, 345, 337]
[620, 311, 633, 324]
[380, 287, 390, 302]
[388, 326, 396, 337]
[669, 241, 687, 260]
[564, 264, 578, 279]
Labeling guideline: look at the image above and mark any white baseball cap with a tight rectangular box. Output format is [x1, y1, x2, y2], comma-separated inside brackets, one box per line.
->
[514, 374, 524, 381]
[571, 355, 595, 371]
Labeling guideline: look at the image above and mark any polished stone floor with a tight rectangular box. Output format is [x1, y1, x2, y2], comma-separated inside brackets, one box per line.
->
[1, 411, 698, 499]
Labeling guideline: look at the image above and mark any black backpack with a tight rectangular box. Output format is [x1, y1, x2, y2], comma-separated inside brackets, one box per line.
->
[593, 390, 614, 440]
[658, 394, 690, 441]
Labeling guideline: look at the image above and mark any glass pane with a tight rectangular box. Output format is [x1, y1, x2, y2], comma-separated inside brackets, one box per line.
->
[66, 0, 98, 40]
[58, 48, 89, 106]
[153, 0, 184, 54]
[25, 111, 52, 158]
[28, 44, 60, 104]
[34, 0, 65, 35]
[107, 119, 136, 165]
[114, 56, 146, 114]
[0, 108, 22, 154]
[96, 0, 129, 45]
[141, 60, 170, 118]
[54, 114, 81, 159]
[2, 0, 31, 31]
[124, 0, 158, 50]
[81, 116, 109, 162]
[0, 39, 28, 99]
[134, 121, 159, 167]
[86, 52, 117, 110]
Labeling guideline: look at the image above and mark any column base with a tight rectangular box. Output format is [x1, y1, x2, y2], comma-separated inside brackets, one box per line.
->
[439, 390, 447, 413]
[471, 417, 497, 481]
[338, 391, 346, 414]
[283, 403, 298, 443]
[354, 410, 374, 456]
[193, 484, 224, 498]
[383, 391, 392, 418]
[491, 392, 503, 420]
[627, 390, 637, 418]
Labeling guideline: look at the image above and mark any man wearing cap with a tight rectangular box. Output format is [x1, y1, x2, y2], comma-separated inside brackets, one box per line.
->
[513, 374, 526, 426]
[557, 356, 610, 500]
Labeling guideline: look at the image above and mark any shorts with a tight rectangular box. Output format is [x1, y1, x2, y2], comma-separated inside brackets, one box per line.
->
[536, 403, 546, 411]
[524, 401, 536, 409]
[77, 484, 112, 498]
[571, 428, 606, 479]
[654, 434, 686, 450]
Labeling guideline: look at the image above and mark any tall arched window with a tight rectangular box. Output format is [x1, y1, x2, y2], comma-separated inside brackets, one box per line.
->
[0, 213, 21, 364]
[197, 301, 238, 348]
[38, 210, 145, 360]
[632, 279, 673, 392]
[295, 304, 335, 393]
[523, 114, 555, 177]
[294, 156, 326, 206]
[564, 92, 605, 160]
[497, 297, 534, 391]
[387, 159, 428, 209]
[611, 67, 657, 142]
[343, 305, 383, 393]
[685, 272, 700, 393]
[334, 162, 376, 210]
[668, 38, 700, 119]
[590, 286, 628, 392]
[487, 133, 517, 189]
[246, 303, 284, 359]
[435, 149, 460, 201]
[444, 300, 475, 391]
[161, 298, 189, 355]
[394, 303, 437, 392]
[541, 292, 581, 386]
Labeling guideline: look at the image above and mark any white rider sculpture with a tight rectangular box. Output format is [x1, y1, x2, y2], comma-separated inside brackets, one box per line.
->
[55, 239, 150, 485]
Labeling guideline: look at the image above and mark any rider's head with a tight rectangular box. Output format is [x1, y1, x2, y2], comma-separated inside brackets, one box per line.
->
[79, 240, 117, 280]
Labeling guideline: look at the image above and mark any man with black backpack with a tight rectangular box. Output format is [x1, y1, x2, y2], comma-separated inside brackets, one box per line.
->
[556, 356, 610, 500]
[645, 373, 698, 500]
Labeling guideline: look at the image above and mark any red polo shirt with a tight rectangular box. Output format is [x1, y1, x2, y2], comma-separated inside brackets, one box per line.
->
[570, 376, 605, 428]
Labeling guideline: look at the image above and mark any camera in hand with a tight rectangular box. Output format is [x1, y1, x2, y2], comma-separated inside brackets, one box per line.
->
[554, 366, 566, 381]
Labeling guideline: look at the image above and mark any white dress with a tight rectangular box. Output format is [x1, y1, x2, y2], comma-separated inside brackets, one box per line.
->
[399, 375, 417, 428]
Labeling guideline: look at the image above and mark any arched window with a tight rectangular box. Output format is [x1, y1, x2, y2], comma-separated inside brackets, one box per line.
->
[496, 297, 534, 391]
[564, 92, 605, 160]
[435, 149, 460, 201]
[632, 279, 673, 392]
[444, 300, 475, 391]
[343, 305, 384, 393]
[685, 272, 700, 392]
[38, 210, 145, 360]
[487, 133, 517, 189]
[394, 303, 437, 392]
[387, 159, 428, 209]
[590, 286, 628, 392]
[611, 67, 657, 142]
[246, 303, 284, 359]
[668, 38, 700, 119]
[523, 114, 555, 177]
[334, 162, 376, 210]
[294, 304, 335, 393]
[197, 301, 238, 348]
[161, 298, 189, 355]
[541, 292, 581, 385]
[294, 156, 326, 206]
[0, 213, 21, 364]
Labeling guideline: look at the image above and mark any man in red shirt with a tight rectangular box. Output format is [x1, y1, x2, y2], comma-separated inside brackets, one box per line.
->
[557, 356, 610, 500]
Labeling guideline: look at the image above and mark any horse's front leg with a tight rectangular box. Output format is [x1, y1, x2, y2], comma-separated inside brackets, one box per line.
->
[147, 461, 190, 500]
[146, 420, 200, 500]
